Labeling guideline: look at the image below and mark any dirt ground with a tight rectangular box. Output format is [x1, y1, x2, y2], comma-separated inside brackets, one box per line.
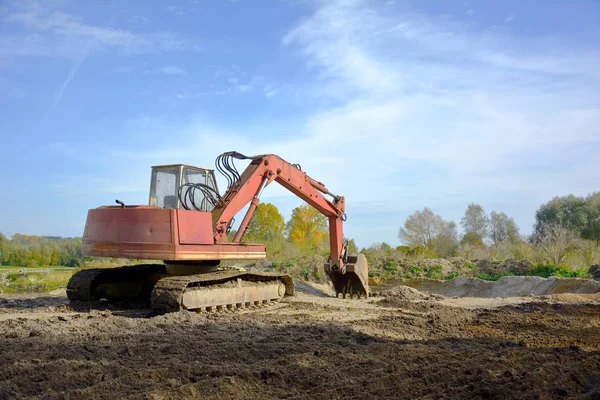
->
[0, 282, 599, 399]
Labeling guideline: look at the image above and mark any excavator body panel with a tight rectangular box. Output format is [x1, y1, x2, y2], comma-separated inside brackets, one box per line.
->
[83, 206, 266, 261]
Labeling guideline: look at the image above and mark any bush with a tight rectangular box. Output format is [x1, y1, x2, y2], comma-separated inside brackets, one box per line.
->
[444, 272, 460, 280]
[426, 265, 443, 280]
[529, 263, 588, 278]
[476, 272, 515, 281]
[383, 262, 397, 272]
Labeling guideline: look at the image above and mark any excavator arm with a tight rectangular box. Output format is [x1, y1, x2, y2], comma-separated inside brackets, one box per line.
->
[209, 152, 369, 298]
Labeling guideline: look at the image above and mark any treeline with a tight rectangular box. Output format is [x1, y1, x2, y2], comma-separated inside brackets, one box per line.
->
[1, 191, 597, 272]
[390, 192, 600, 271]
[0, 233, 82, 267]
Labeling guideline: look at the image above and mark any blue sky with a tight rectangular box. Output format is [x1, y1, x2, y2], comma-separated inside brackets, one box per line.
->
[1, 0, 599, 248]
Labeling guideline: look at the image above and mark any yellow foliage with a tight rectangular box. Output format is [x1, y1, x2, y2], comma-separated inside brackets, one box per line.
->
[286, 204, 329, 253]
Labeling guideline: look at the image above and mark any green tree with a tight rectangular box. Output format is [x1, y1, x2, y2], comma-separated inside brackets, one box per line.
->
[489, 211, 520, 245]
[245, 203, 285, 243]
[286, 204, 328, 253]
[345, 238, 358, 254]
[460, 203, 489, 240]
[0, 232, 6, 264]
[533, 194, 600, 242]
[398, 208, 458, 257]
[460, 231, 484, 247]
[583, 192, 600, 243]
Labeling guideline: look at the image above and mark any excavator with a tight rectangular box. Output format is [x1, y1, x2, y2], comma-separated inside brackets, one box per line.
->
[67, 152, 369, 313]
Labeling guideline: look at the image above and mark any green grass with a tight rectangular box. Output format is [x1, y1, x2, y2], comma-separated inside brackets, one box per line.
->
[529, 264, 589, 278]
[0, 270, 74, 294]
[476, 272, 516, 281]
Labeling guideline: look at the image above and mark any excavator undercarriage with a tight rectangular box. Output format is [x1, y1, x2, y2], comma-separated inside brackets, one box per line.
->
[67, 263, 293, 314]
[67, 152, 369, 313]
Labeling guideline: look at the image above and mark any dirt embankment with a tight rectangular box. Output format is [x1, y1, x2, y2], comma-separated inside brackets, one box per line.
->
[397, 276, 600, 298]
[0, 283, 599, 399]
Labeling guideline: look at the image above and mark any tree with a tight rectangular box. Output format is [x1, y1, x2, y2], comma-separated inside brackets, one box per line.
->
[398, 208, 458, 256]
[535, 223, 580, 265]
[345, 238, 358, 254]
[460, 203, 488, 240]
[245, 203, 285, 243]
[286, 204, 328, 253]
[460, 232, 484, 247]
[0, 232, 5, 264]
[533, 193, 600, 242]
[489, 211, 520, 245]
[583, 192, 600, 243]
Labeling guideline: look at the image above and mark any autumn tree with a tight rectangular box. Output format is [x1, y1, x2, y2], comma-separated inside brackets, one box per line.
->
[460, 203, 488, 241]
[398, 208, 458, 257]
[245, 203, 285, 243]
[488, 211, 520, 245]
[286, 204, 328, 253]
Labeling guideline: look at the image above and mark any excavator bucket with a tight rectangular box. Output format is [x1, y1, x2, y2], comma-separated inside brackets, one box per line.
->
[325, 254, 369, 298]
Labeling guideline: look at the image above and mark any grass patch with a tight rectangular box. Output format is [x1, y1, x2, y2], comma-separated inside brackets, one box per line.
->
[0, 270, 74, 294]
[529, 264, 589, 278]
[476, 272, 516, 281]
[426, 265, 443, 280]
[444, 272, 460, 280]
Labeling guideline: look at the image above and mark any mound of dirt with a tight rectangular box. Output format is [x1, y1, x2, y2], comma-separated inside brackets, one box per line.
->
[400, 276, 600, 298]
[590, 264, 600, 279]
[373, 285, 445, 308]
[416, 258, 455, 275]
[375, 285, 428, 300]
[475, 259, 532, 276]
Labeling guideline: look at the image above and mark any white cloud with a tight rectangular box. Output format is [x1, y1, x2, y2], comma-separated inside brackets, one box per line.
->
[0, 4, 191, 59]
[158, 65, 187, 76]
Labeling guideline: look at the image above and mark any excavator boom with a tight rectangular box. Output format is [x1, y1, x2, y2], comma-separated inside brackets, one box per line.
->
[209, 152, 368, 298]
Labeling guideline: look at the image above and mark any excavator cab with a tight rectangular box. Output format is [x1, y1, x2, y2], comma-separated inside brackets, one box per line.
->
[149, 165, 218, 211]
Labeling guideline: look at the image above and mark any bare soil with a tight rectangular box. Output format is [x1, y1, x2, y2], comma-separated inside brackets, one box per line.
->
[0, 284, 599, 399]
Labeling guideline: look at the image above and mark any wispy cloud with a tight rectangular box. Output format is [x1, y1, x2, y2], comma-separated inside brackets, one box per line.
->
[51, 41, 94, 112]
[148, 65, 187, 76]
[1, 3, 191, 59]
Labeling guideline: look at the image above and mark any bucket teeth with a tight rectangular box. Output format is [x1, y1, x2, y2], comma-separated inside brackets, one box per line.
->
[325, 254, 369, 299]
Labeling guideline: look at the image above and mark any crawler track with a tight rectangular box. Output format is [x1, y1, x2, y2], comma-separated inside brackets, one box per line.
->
[151, 270, 294, 314]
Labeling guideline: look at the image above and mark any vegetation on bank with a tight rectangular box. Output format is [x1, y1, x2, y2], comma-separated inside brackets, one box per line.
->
[0, 234, 82, 267]
[0, 269, 73, 294]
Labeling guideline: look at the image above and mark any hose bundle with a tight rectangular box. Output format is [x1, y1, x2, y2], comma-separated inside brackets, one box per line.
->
[215, 151, 263, 190]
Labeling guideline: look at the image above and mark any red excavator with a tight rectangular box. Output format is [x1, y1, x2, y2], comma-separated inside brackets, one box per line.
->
[67, 152, 369, 313]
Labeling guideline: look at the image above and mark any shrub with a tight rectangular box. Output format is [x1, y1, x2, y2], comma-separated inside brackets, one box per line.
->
[444, 272, 460, 280]
[476, 272, 515, 281]
[383, 262, 397, 272]
[529, 263, 588, 278]
[409, 265, 422, 276]
[426, 265, 443, 280]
